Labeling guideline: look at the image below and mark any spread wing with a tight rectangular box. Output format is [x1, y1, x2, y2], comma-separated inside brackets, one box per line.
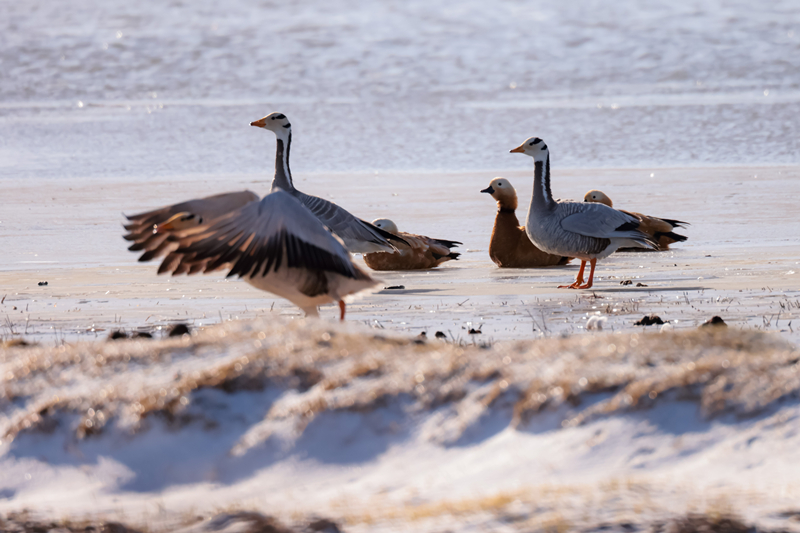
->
[294, 191, 408, 253]
[123, 190, 259, 262]
[160, 190, 365, 281]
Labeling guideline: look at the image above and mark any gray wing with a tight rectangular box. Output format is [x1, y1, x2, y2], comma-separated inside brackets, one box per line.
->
[293, 190, 408, 253]
[559, 202, 647, 239]
[160, 190, 368, 281]
[123, 190, 259, 262]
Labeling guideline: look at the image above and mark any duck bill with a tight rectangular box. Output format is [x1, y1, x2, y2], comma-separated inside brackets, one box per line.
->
[250, 117, 267, 128]
[509, 144, 526, 153]
[480, 186, 494, 194]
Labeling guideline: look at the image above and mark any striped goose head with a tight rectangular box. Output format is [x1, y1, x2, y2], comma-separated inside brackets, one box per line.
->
[250, 112, 292, 133]
[510, 137, 549, 162]
[584, 190, 613, 208]
[371, 218, 399, 234]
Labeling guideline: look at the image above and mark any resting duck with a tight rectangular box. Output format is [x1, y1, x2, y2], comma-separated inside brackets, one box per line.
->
[510, 137, 656, 289]
[583, 190, 688, 250]
[362, 219, 461, 270]
[481, 177, 571, 268]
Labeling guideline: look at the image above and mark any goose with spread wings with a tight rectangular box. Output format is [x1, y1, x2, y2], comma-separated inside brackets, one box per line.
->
[510, 137, 657, 289]
[121, 112, 394, 318]
[140, 190, 377, 318]
[123, 112, 405, 259]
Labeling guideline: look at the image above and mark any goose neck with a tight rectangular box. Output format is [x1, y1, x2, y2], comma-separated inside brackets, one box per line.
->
[272, 130, 294, 191]
[531, 155, 556, 211]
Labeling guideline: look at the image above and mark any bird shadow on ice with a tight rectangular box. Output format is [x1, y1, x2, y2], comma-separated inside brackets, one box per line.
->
[375, 288, 442, 295]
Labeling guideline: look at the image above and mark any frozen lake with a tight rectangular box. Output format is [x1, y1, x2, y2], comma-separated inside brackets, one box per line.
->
[1, 0, 799, 183]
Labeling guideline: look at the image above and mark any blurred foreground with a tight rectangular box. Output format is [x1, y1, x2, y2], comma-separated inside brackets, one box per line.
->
[2, 319, 799, 531]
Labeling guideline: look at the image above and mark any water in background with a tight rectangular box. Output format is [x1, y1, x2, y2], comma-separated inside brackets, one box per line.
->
[1, 0, 799, 180]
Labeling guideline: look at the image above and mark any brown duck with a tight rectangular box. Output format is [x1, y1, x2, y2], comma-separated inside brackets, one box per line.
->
[583, 190, 688, 250]
[481, 177, 571, 268]
[363, 219, 461, 271]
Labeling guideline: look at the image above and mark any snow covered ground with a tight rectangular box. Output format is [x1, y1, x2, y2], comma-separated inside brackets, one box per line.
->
[2, 319, 799, 532]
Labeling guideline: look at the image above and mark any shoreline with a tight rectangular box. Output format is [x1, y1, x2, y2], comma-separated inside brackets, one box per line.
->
[2, 164, 799, 344]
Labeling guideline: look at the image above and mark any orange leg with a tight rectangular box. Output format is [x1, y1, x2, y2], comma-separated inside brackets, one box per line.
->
[576, 259, 597, 289]
[559, 260, 586, 289]
[339, 300, 346, 321]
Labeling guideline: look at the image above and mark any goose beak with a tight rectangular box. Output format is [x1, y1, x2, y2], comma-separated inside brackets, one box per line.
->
[250, 117, 267, 128]
[480, 186, 494, 194]
[509, 144, 526, 153]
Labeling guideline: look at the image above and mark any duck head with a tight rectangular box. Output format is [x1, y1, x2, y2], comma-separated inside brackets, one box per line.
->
[583, 190, 613, 208]
[372, 218, 399, 234]
[481, 177, 518, 211]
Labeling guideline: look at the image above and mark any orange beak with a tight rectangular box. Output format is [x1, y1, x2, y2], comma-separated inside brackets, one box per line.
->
[509, 144, 526, 153]
[250, 117, 267, 128]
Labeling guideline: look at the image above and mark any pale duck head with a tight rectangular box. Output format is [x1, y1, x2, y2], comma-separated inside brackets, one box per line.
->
[481, 177, 518, 209]
[583, 190, 613, 208]
[371, 218, 399, 234]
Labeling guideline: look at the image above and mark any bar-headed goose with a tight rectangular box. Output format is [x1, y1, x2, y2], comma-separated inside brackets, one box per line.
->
[583, 190, 688, 250]
[153, 190, 377, 319]
[121, 112, 392, 317]
[123, 112, 405, 264]
[481, 177, 571, 268]
[362, 219, 461, 270]
[250, 113, 406, 253]
[510, 137, 656, 289]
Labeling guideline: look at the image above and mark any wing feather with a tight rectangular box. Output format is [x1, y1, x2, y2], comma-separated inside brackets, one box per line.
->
[294, 191, 408, 252]
[123, 190, 259, 261]
[163, 191, 364, 281]
[560, 202, 642, 238]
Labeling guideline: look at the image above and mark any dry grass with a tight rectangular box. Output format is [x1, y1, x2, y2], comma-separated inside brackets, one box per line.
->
[0, 510, 333, 533]
[2, 319, 799, 449]
[0, 507, 778, 533]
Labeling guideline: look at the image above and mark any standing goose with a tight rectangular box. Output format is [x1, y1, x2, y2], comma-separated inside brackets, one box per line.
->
[362, 218, 461, 270]
[510, 137, 656, 289]
[583, 190, 688, 250]
[481, 177, 571, 268]
[250, 113, 407, 253]
[154, 190, 378, 319]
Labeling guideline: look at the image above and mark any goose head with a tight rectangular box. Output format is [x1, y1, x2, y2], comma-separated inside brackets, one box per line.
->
[371, 218, 399, 234]
[583, 190, 613, 208]
[510, 137, 549, 162]
[481, 177, 518, 210]
[250, 112, 292, 135]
